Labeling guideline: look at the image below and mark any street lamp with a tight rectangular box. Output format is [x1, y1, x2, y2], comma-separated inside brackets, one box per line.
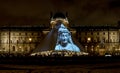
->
[87, 37, 91, 42]
[29, 38, 32, 42]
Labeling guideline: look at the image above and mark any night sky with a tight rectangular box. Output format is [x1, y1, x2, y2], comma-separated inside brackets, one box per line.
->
[0, 0, 120, 26]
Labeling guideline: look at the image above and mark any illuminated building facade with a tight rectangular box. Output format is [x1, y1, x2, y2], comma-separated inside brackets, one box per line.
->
[0, 24, 120, 56]
[72, 24, 120, 55]
[0, 26, 46, 54]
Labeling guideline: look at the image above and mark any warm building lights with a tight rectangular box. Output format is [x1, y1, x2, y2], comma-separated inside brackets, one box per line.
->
[87, 37, 91, 42]
[29, 38, 32, 42]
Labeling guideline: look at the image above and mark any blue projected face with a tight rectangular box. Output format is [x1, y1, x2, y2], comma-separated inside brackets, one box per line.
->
[55, 24, 80, 52]
[59, 32, 69, 44]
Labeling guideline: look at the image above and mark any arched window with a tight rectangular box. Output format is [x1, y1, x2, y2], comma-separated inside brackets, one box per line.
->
[12, 46, 15, 51]
[17, 40, 19, 44]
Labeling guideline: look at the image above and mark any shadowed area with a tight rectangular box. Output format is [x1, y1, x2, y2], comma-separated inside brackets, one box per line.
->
[32, 28, 58, 53]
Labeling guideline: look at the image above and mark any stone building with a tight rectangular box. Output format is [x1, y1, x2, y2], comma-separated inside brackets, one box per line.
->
[71, 24, 120, 55]
[0, 26, 47, 54]
[0, 23, 120, 56]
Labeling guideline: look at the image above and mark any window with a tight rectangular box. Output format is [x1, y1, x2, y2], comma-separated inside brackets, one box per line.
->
[17, 40, 19, 44]
[103, 32, 105, 35]
[10, 40, 12, 43]
[113, 39, 115, 42]
[25, 33, 27, 36]
[113, 32, 115, 35]
[97, 32, 99, 35]
[12, 46, 15, 51]
[102, 37, 105, 42]
[19, 33, 21, 35]
[12, 33, 15, 36]
[32, 33, 34, 35]
[110, 39, 112, 42]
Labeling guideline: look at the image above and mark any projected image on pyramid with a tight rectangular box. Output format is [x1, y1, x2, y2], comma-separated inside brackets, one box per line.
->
[55, 24, 80, 52]
[31, 12, 87, 56]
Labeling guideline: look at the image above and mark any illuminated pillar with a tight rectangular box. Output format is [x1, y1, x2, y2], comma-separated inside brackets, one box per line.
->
[108, 28, 110, 53]
[9, 27, 11, 54]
